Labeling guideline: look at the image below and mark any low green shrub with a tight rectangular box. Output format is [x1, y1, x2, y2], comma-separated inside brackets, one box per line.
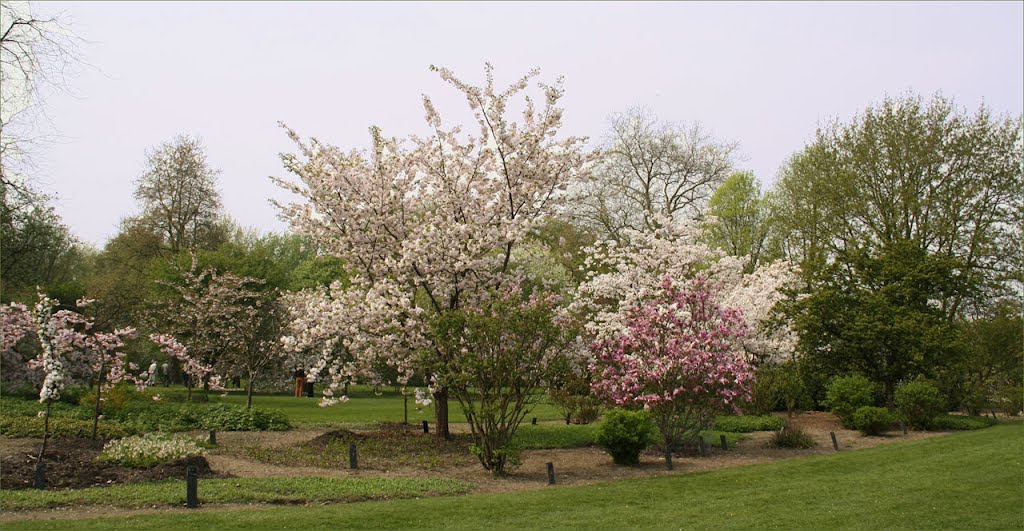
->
[747, 362, 811, 415]
[80, 385, 146, 412]
[549, 390, 602, 425]
[768, 423, 816, 448]
[852, 406, 894, 435]
[930, 414, 998, 431]
[99, 433, 206, 468]
[824, 375, 876, 428]
[595, 409, 656, 465]
[199, 403, 290, 431]
[714, 415, 785, 433]
[894, 380, 945, 430]
[0, 416, 127, 439]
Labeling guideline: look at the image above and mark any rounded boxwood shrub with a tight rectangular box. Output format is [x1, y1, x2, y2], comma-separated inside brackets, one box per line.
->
[595, 409, 656, 465]
[852, 406, 894, 435]
[823, 374, 876, 428]
[893, 379, 945, 430]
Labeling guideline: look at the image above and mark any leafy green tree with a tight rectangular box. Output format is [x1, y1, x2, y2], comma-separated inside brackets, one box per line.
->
[789, 240, 961, 402]
[706, 171, 775, 272]
[0, 183, 84, 302]
[774, 94, 1022, 316]
[944, 302, 1023, 414]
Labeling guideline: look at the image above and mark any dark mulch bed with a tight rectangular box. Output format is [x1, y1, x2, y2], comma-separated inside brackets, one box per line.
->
[249, 423, 478, 470]
[0, 438, 230, 490]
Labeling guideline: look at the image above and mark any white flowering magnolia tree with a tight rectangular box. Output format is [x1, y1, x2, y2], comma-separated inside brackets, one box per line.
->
[274, 64, 591, 438]
[572, 218, 801, 368]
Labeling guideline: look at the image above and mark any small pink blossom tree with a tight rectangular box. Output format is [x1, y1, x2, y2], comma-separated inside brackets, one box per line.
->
[153, 256, 262, 400]
[591, 276, 754, 469]
[3, 296, 146, 444]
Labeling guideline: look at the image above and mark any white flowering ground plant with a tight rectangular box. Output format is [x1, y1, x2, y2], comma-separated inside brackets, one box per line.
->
[98, 433, 207, 468]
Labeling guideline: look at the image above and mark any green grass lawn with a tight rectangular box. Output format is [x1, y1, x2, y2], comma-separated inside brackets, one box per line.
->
[5, 421, 1019, 529]
[0, 477, 473, 511]
[512, 423, 745, 450]
[215, 387, 568, 425]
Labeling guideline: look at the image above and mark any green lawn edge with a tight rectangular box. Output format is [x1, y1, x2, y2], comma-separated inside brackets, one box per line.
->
[0, 477, 473, 511]
[3, 423, 1021, 529]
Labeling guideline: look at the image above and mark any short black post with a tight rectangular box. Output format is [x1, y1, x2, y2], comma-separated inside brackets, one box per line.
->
[422, 420, 429, 434]
[208, 430, 216, 446]
[698, 436, 707, 457]
[532, 417, 537, 425]
[349, 442, 358, 469]
[830, 432, 839, 451]
[720, 434, 728, 450]
[546, 462, 555, 485]
[186, 465, 198, 508]
[33, 462, 46, 490]
[664, 448, 673, 470]
[900, 421, 907, 437]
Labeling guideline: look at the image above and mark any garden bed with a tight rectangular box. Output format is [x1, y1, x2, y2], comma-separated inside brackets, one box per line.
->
[0, 437, 227, 490]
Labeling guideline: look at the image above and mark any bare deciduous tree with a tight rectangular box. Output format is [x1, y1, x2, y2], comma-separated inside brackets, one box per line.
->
[575, 108, 737, 241]
[1, 0, 82, 184]
[133, 135, 225, 253]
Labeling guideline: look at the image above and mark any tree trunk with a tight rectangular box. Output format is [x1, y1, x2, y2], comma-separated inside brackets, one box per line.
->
[92, 352, 108, 440]
[37, 401, 53, 463]
[433, 387, 450, 439]
[246, 380, 254, 409]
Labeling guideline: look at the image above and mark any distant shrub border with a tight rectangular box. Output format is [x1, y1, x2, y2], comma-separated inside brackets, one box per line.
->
[930, 414, 998, 431]
[714, 415, 785, 433]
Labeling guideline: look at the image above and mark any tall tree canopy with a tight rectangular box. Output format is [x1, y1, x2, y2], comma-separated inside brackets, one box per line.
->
[774, 94, 1023, 317]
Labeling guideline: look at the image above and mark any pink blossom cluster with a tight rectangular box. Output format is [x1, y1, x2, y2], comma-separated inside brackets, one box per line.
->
[7, 293, 145, 403]
[590, 276, 754, 445]
[572, 218, 800, 364]
[149, 334, 224, 390]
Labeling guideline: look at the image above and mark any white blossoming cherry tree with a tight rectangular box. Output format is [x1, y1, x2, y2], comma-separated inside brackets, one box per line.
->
[274, 64, 591, 439]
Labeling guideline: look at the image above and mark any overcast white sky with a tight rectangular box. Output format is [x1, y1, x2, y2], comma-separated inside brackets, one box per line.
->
[24, 1, 1024, 247]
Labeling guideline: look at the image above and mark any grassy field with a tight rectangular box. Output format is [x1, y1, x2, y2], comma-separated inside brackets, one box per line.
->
[4, 422, 1019, 529]
[0, 477, 472, 511]
[215, 387, 569, 425]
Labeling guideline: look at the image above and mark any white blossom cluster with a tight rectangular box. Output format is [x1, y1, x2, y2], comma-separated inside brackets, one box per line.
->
[274, 65, 593, 404]
[99, 433, 206, 468]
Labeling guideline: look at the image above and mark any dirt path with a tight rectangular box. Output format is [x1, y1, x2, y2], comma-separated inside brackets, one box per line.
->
[0, 412, 953, 522]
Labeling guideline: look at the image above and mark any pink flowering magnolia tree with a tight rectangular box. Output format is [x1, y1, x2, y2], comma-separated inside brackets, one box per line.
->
[591, 276, 754, 468]
[573, 219, 800, 364]
[274, 64, 591, 438]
